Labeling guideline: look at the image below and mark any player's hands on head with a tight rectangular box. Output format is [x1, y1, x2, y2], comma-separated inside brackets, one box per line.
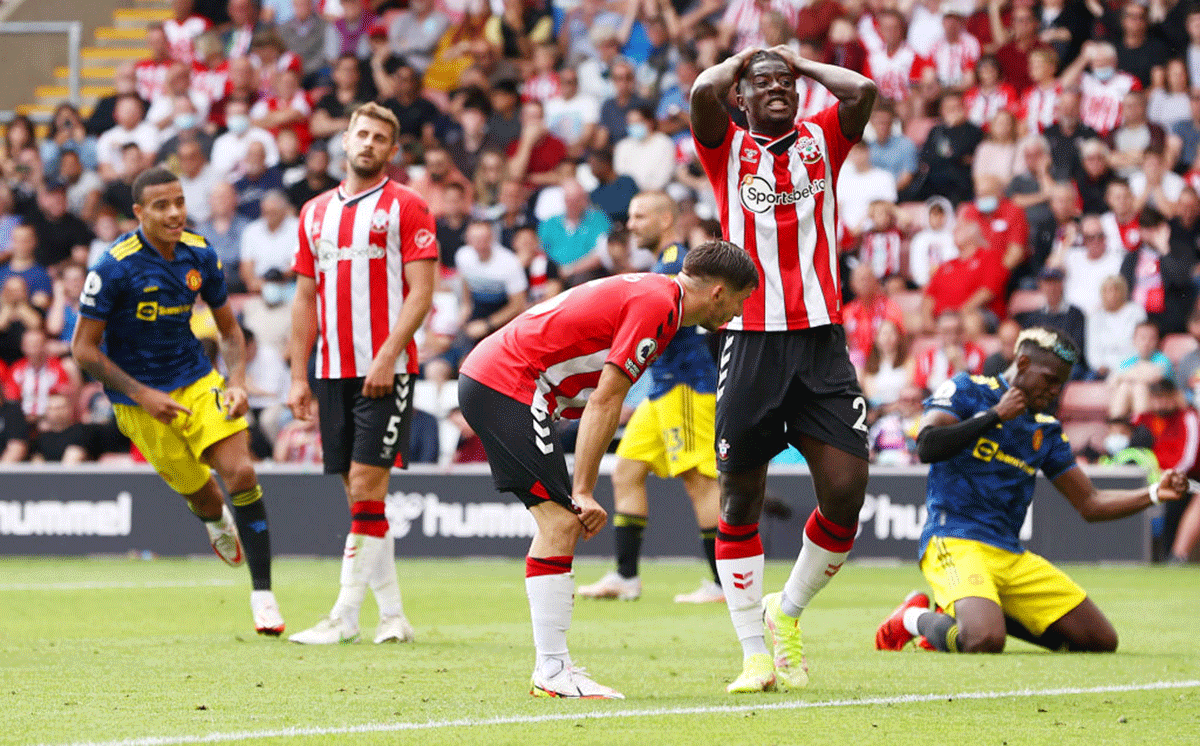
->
[136, 388, 192, 425]
[287, 379, 315, 421]
[992, 386, 1027, 421]
[222, 386, 249, 419]
[767, 44, 802, 73]
[1155, 470, 1188, 502]
[572, 493, 608, 540]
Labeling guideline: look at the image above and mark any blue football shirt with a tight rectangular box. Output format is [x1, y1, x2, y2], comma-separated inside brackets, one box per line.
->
[920, 372, 1077, 556]
[647, 243, 717, 400]
[79, 229, 227, 405]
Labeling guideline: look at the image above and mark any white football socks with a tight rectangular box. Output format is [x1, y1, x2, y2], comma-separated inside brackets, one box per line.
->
[717, 554, 769, 659]
[330, 532, 385, 626]
[526, 571, 574, 670]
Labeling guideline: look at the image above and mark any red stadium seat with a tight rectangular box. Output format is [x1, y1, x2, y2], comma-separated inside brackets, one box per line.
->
[1162, 333, 1198, 365]
[1007, 290, 1046, 317]
[1058, 381, 1111, 420]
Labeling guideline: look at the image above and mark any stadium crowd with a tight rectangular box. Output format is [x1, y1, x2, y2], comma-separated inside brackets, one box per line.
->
[0, 0, 1196, 559]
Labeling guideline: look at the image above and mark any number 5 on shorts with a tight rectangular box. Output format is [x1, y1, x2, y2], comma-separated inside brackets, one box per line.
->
[382, 415, 402, 446]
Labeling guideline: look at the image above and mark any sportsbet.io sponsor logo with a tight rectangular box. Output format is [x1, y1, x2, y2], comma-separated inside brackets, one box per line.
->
[738, 175, 826, 214]
[385, 491, 536, 539]
[0, 492, 132, 536]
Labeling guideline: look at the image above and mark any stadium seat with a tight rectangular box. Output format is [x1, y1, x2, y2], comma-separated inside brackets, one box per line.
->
[1162, 333, 1198, 365]
[1007, 290, 1046, 317]
[1062, 420, 1108, 454]
[1058, 381, 1111, 420]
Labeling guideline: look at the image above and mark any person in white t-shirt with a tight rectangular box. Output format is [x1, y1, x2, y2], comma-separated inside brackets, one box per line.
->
[239, 190, 298, 293]
[454, 220, 528, 350]
[612, 105, 676, 192]
[837, 140, 898, 238]
[1057, 213, 1125, 313]
[210, 100, 281, 181]
[1086, 274, 1146, 379]
[175, 138, 218, 223]
[95, 96, 158, 181]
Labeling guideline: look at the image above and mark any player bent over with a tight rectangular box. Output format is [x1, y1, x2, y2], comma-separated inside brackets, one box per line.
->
[876, 328, 1188, 653]
[72, 167, 285, 635]
[578, 192, 724, 604]
[458, 241, 757, 699]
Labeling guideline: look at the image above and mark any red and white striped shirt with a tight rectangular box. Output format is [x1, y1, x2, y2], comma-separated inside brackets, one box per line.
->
[864, 44, 927, 102]
[459, 274, 681, 419]
[194, 62, 230, 108]
[134, 59, 173, 102]
[1080, 71, 1141, 136]
[293, 178, 439, 379]
[721, 0, 801, 51]
[965, 83, 1018, 129]
[796, 78, 839, 121]
[860, 228, 904, 279]
[163, 15, 211, 64]
[928, 32, 981, 88]
[1018, 83, 1061, 133]
[695, 105, 855, 331]
[913, 342, 985, 391]
[521, 72, 561, 103]
[10, 357, 70, 418]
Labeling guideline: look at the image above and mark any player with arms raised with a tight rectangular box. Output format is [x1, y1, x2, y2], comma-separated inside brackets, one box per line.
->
[875, 327, 1188, 654]
[458, 241, 758, 699]
[690, 46, 877, 693]
[287, 102, 437, 645]
[72, 167, 285, 636]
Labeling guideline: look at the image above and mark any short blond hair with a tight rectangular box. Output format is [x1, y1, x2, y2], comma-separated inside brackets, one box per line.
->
[348, 102, 400, 145]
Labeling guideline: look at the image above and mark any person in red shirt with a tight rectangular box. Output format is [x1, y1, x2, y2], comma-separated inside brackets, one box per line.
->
[457, 241, 758, 700]
[957, 173, 1029, 271]
[1133, 378, 1199, 483]
[507, 99, 568, 189]
[843, 262, 905, 369]
[691, 44, 878, 693]
[922, 218, 1010, 327]
[286, 103, 437, 647]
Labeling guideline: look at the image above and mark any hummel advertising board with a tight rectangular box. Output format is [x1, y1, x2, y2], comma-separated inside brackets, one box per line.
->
[0, 465, 1148, 562]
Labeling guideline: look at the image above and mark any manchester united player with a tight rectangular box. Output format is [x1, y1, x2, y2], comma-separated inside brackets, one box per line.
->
[690, 45, 877, 693]
[458, 241, 758, 699]
[287, 103, 438, 645]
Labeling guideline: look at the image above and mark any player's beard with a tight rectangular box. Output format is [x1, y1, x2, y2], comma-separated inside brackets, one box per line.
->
[348, 151, 386, 179]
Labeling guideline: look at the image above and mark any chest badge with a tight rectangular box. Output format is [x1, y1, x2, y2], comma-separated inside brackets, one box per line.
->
[796, 136, 822, 164]
[185, 269, 202, 291]
[1032, 429, 1043, 451]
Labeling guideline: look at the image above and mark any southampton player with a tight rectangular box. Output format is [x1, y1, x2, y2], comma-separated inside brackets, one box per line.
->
[690, 46, 877, 692]
[458, 241, 757, 699]
[287, 103, 437, 645]
[578, 192, 725, 604]
[876, 328, 1188, 654]
[71, 167, 285, 636]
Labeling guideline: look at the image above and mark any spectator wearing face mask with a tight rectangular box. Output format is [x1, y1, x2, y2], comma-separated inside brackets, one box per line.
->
[242, 268, 293, 361]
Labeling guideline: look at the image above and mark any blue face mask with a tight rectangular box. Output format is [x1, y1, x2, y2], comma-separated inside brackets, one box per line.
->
[975, 196, 999, 213]
[261, 282, 287, 306]
[1093, 66, 1116, 82]
[174, 113, 197, 131]
[227, 114, 250, 135]
[627, 123, 648, 140]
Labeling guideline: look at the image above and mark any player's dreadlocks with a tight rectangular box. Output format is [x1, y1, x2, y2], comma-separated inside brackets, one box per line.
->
[1015, 326, 1079, 366]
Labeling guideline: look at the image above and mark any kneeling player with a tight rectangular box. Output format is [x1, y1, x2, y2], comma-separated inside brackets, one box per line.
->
[72, 168, 284, 635]
[458, 241, 757, 698]
[875, 327, 1186, 653]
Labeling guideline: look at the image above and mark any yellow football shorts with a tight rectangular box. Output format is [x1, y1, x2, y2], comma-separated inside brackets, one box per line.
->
[615, 385, 717, 479]
[920, 536, 1088, 636]
[113, 368, 248, 495]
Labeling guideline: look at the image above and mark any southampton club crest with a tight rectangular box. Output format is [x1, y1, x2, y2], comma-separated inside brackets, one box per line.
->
[370, 208, 390, 232]
[796, 135, 822, 164]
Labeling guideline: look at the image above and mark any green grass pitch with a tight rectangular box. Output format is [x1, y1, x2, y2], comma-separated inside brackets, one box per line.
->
[2, 557, 1198, 746]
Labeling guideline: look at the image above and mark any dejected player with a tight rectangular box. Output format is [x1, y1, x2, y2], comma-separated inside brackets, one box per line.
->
[457, 240, 758, 699]
[72, 167, 285, 636]
[287, 102, 437, 646]
[578, 191, 725, 605]
[690, 45, 878, 692]
[876, 327, 1189, 654]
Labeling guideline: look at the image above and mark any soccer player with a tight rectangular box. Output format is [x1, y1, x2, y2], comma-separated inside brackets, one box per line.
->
[458, 241, 758, 699]
[690, 46, 877, 692]
[578, 191, 724, 604]
[71, 167, 285, 636]
[286, 102, 437, 645]
[875, 327, 1188, 654]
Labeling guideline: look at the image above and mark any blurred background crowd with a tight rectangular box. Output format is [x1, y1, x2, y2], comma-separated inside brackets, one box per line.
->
[1, 0, 1199, 557]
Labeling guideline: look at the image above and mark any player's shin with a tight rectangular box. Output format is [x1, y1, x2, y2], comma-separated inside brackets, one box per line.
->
[613, 513, 647, 579]
[230, 485, 272, 591]
[701, 526, 720, 583]
[525, 556, 575, 671]
[780, 509, 856, 617]
[716, 519, 768, 658]
[330, 500, 389, 624]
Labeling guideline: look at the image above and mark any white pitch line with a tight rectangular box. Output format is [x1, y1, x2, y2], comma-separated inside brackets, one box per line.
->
[43, 679, 1200, 746]
[0, 579, 238, 591]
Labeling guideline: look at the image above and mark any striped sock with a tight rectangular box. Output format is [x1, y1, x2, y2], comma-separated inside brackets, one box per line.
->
[716, 519, 768, 658]
[780, 508, 856, 618]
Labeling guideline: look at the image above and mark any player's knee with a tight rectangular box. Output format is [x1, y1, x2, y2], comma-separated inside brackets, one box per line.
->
[719, 473, 764, 525]
[347, 466, 388, 502]
[1080, 628, 1118, 653]
[224, 461, 257, 493]
[959, 626, 1006, 654]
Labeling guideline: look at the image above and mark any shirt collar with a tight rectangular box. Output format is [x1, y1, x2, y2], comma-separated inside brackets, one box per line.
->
[749, 128, 798, 157]
[337, 175, 389, 206]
